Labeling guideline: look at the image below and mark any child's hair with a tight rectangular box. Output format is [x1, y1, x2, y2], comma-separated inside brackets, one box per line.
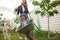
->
[21, 14, 27, 20]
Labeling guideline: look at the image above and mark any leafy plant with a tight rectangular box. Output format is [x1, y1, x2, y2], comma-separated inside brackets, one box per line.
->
[31, 0, 60, 38]
[0, 14, 6, 27]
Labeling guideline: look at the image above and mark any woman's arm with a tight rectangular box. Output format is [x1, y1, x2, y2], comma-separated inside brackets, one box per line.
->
[26, 7, 31, 14]
[17, 6, 21, 19]
[17, 7, 20, 15]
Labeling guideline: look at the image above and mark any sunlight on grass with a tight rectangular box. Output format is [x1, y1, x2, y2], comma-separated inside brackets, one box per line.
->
[0, 32, 19, 40]
[0, 31, 60, 40]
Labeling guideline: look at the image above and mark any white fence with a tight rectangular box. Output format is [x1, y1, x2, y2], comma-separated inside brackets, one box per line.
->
[31, 6, 60, 33]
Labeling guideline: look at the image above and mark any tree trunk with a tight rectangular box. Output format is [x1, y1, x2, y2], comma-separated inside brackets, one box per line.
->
[48, 16, 50, 39]
[37, 14, 40, 27]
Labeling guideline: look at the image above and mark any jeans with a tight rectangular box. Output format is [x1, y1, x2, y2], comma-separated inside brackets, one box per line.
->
[26, 32, 32, 40]
[20, 15, 29, 28]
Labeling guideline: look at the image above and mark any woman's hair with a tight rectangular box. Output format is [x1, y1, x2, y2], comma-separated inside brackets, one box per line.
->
[21, 0, 27, 7]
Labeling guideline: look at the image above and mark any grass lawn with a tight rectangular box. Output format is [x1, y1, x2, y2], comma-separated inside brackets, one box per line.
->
[0, 32, 19, 40]
[0, 31, 60, 40]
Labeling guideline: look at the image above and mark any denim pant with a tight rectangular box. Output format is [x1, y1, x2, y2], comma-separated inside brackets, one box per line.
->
[20, 15, 29, 28]
[26, 32, 34, 40]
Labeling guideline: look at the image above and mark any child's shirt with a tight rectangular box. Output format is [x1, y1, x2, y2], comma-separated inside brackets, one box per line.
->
[22, 20, 32, 27]
[22, 20, 28, 27]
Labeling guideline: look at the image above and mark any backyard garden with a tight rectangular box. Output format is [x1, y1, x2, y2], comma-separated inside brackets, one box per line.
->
[0, 0, 60, 40]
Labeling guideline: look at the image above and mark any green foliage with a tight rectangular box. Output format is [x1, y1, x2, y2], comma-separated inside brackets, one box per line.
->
[14, 7, 20, 24]
[14, 7, 18, 14]
[0, 17, 2, 19]
[48, 9, 58, 16]
[52, 9, 58, 14]
[0, 18, 6, 27]
[51, 1, 60, 7]
[32, 1, 40, 6]
[35, 10, 41, 14]
[0, 13, 6, 27]
[31, 0, 60, 17]
[31, 0, 60, 38]
[0, 14, 3, 16]
[14, 17, 19, 24]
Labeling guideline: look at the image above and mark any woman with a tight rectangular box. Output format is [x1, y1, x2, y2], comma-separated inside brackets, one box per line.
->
[17, 0, 35, 40]
[17, 0, 29, 28]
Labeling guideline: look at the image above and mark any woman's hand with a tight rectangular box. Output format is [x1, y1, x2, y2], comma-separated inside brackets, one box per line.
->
[29, 12, 31, 14]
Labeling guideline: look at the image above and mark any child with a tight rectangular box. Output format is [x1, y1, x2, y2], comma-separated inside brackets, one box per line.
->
[18, 14, 35, 40]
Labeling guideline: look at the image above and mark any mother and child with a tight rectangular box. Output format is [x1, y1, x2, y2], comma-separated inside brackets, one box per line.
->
[17, 0, 35, 40]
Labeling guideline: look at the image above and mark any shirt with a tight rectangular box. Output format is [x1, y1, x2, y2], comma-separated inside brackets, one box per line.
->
[22, 21, 28, 27]
[22, 5, 25, 12]
[17, 5, 29, 15]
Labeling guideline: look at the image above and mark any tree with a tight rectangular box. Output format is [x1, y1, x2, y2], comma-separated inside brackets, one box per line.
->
[14, 8, 20, 24]
[0, 13, 6, 27]
[31, 0, 60, 38]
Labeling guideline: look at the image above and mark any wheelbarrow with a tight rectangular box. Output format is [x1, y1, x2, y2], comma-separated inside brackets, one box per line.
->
[17, 20, 34, 34]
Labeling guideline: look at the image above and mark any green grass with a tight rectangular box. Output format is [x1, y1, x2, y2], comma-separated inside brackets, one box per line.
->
[0, 33, 4, 40]
[33, 30, 60, 40]
[0, 31, 60, 40]
[0, 32, 19, 40]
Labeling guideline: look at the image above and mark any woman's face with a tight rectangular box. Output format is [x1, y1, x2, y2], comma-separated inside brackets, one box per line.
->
[22, 0, 26, 4]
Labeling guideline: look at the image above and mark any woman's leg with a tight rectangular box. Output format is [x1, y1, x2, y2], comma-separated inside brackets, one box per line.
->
[26, 32, 32, 40]
[26, 32, 35, 40]
[20, 17, 23, 28]
[30, 32, 35, 40]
